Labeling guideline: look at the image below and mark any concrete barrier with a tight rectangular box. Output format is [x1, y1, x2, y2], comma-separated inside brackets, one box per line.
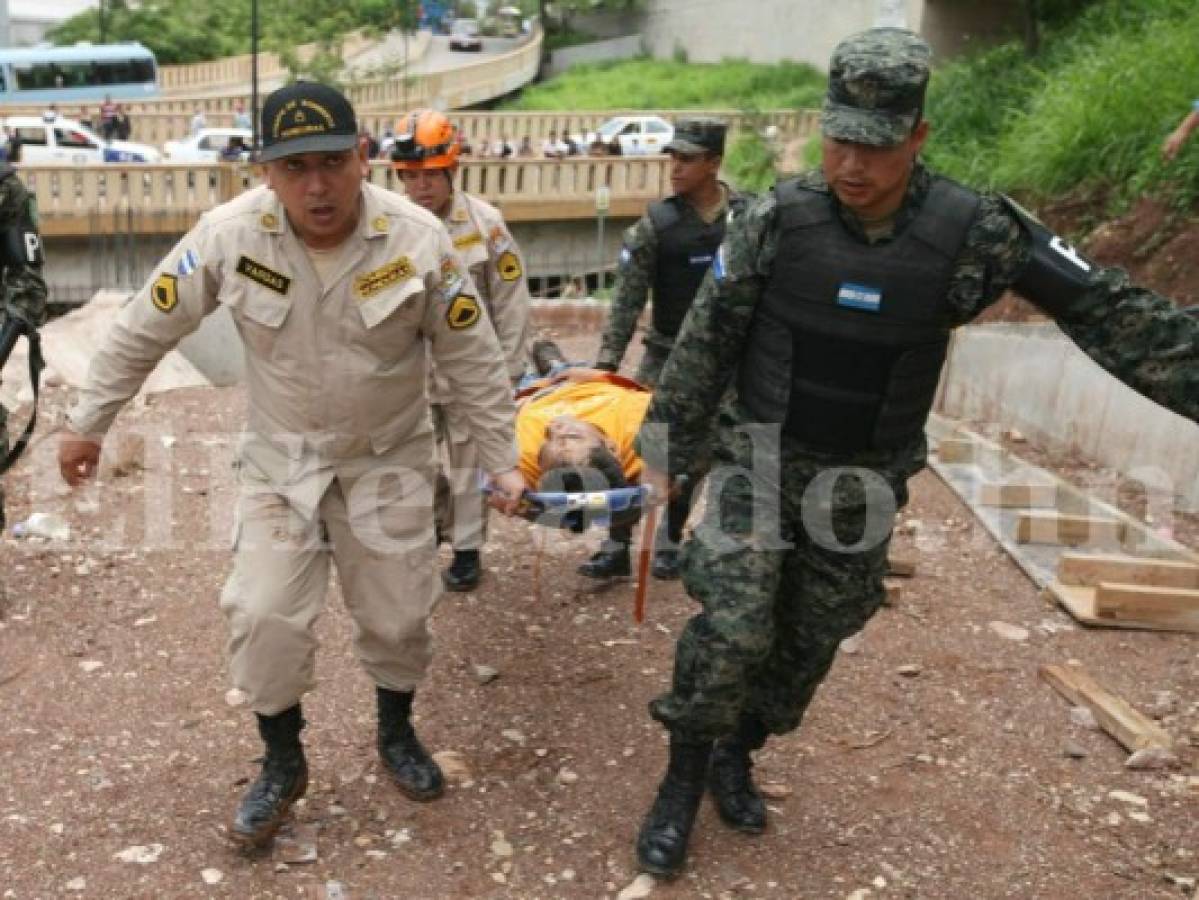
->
[544, 35, 645, 77]
[938, 323, 1199, 511]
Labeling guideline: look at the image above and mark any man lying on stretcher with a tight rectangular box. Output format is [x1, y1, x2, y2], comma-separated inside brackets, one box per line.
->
[515, 339, 686, 580]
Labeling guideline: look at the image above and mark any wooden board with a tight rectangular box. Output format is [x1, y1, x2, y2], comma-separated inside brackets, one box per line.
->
[978, 482, 1057, 508]
[937, 438, 974, 464]
[886, 556, 917, 577]
[1016, 511, 1124, 547]
[1094, 581, 1199, 630]
[1039, 663, 1173, 752]
[1058, 552, 1199, 589]
[1046, 580, 1199, 634]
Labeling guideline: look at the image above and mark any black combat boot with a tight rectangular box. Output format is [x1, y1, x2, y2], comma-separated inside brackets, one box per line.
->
[531, 339, 567, 376]
[635, 736, 713, 877]
[231, 704, 308, 847]
[650, 548, 681, 580]
[442, 550, 481, 592]
[708, 717, 769, 833]
[578, 544, 631, 578]
[377, 687, 444, 801]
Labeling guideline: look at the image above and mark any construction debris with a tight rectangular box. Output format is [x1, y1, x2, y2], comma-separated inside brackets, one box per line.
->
[1039, 663, 1173, 754]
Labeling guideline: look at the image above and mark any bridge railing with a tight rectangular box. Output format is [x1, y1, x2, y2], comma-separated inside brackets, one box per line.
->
[19, 154, 669, 236]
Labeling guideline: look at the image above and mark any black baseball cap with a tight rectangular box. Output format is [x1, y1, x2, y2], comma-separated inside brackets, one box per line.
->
[665, 117, 727, 156]
[259, 82, 359, 162]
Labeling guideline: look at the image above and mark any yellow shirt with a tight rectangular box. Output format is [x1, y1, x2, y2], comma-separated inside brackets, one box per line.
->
[517, 377, 652, 488]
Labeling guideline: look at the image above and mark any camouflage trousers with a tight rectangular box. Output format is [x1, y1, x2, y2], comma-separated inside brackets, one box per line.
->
[650, 427, 914, 742]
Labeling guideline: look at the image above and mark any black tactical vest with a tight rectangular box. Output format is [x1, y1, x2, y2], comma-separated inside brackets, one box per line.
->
[736, 176, 980, 453]
[649, 193, 740, 337]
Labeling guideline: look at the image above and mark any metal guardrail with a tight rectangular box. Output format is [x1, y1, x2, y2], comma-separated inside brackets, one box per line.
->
[19, 155, 669, 236]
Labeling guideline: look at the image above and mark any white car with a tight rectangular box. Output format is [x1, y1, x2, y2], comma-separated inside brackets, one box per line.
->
[574, 116, 675, 156]
[450, 18, 483, 51]
[165, 127, 253, 163]
[2, 115, 161, 165]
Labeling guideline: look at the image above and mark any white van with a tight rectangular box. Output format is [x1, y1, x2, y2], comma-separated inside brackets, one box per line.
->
[3, 115, 161, 164]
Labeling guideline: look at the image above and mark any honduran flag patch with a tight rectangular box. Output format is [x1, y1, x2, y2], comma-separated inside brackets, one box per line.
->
[836, 282, 882, 312]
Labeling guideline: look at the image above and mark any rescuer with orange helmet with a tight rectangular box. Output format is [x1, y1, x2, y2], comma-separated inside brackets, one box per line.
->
[393, 109, 531, 592]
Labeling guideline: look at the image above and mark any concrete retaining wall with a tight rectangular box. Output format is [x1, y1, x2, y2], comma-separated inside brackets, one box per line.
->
[544, 35, 645, 77]
[939, 323, 1199, 512]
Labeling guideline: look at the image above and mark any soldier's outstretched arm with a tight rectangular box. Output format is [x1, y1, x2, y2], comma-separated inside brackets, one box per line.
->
[636, 194, 775, 477]
[60, 226, 221, 483]
[983, 197, 1199, 424]
[596, 217, 656, 371]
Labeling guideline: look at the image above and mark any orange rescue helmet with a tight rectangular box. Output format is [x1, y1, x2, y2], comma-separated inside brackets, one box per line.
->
[391, 109, 461, 170]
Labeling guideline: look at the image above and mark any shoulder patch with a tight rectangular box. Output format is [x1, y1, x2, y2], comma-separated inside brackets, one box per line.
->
[446, 294, 481, 330]
[176, 249, 201, 277]
[236, 256, 291, 295]
[440, 254, 467, 300]
[354, 256, 417, 300]
[151, 273, 178, 313]
[498, 251, 522, 282]
[488, 224, 512, 254]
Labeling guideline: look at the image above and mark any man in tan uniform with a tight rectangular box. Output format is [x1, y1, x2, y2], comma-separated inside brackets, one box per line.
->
[57, 83, 528, 847]
[392, 109, 531, 591]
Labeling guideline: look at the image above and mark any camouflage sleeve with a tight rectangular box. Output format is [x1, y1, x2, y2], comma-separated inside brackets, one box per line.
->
[636, 193, 778, 476]
[1056, 270, 1199, 423]
[596, 216, 657, 370]
[954, 194, 1199, 423]
[944, 193, 1030, 324]
[0, 175, 47, 329]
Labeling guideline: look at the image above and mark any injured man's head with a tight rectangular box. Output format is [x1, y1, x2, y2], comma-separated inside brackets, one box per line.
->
[537, 415, 628, 493]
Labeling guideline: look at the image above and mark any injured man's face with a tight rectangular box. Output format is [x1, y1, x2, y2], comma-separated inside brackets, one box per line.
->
[538, 415, 617, 470]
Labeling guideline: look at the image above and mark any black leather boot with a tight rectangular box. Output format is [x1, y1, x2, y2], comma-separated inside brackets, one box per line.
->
[709, 717, 769, 833]
[651, 547, 681, 580]
[578, 545, 631, 578]
[377, 688, 444, 801]
[635, 736, 712, 877]
[442, 550, 481, 592]
[231, 704, 308, 847]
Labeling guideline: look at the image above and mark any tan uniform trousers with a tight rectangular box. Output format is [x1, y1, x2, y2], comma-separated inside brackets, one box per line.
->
[432, 404, 488, 551]
[219, 462, 438, 716]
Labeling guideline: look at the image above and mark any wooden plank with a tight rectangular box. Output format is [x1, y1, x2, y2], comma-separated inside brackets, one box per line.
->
[1058, 552, 1199, 589]
[886, 556, 917, 577]
[1094, 581, 1199, 630]
[1039, 663, 1173, 752]
[937, 437, 974, 464]
[1047, 580, 1199, 633]
[978, 482, 1057, 508]
[1015, 511, 1124, 547]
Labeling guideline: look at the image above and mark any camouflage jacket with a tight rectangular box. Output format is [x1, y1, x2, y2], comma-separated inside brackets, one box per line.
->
[0, 170, 47, 331]
[637, 163, 1199, 478]
[597, 182, 745, 369]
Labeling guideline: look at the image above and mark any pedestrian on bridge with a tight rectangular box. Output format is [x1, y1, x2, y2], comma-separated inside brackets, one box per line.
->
[392, 108, 532, 593]
[631, 27, 1199, 879]
[593, 117, 752, 582]
[57, 81, 528, 849]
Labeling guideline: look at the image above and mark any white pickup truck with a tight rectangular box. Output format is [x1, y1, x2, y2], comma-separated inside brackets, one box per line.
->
[3, 115, 161, 164]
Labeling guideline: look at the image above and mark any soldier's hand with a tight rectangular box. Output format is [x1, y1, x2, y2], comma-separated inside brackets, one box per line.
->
[58, 429, 102, 486]
[641, 465, 673, 507]
[487, 468, 528, 516]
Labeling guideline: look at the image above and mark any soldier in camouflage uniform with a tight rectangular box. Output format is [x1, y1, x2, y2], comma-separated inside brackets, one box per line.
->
[593, 118, 750, 580]
[630, 28, 1199, 878]
[0, 163, 48, 530]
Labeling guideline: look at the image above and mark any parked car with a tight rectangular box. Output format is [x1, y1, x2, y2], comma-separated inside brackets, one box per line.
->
[573, 115, 674, 156]
[450, 18, 483, 51]
[165, 127, 253, 163]
[2, 115, 161, 164]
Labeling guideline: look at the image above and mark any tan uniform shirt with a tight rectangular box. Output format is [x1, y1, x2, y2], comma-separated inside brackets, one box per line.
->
[432, 190, 530, 399]
[68, 182, 518, 518]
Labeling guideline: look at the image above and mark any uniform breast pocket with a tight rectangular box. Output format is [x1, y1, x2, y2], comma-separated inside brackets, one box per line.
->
[355, 277, 425, 366]
[218, 282, 293, 361]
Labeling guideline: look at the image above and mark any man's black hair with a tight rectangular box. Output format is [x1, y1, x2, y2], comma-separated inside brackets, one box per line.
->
[536, 445, 628, 532]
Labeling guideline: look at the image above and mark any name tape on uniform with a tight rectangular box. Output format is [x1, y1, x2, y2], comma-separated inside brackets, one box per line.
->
[354, 256, 416, 300]
[236, 256, 292, 296]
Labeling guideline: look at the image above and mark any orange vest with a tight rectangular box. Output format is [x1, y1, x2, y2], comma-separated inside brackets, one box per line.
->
[517, 376, 652, 488]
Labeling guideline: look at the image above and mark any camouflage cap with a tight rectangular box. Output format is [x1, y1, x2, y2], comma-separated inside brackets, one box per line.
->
[821, 27, 931, 147]
[665, 117, 727, 156]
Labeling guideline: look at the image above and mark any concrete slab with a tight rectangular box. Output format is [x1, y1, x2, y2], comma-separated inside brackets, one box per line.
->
[0, 290, 211, 414]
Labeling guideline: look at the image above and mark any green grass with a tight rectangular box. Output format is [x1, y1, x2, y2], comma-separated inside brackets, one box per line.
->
[506, 58, 824, 111]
